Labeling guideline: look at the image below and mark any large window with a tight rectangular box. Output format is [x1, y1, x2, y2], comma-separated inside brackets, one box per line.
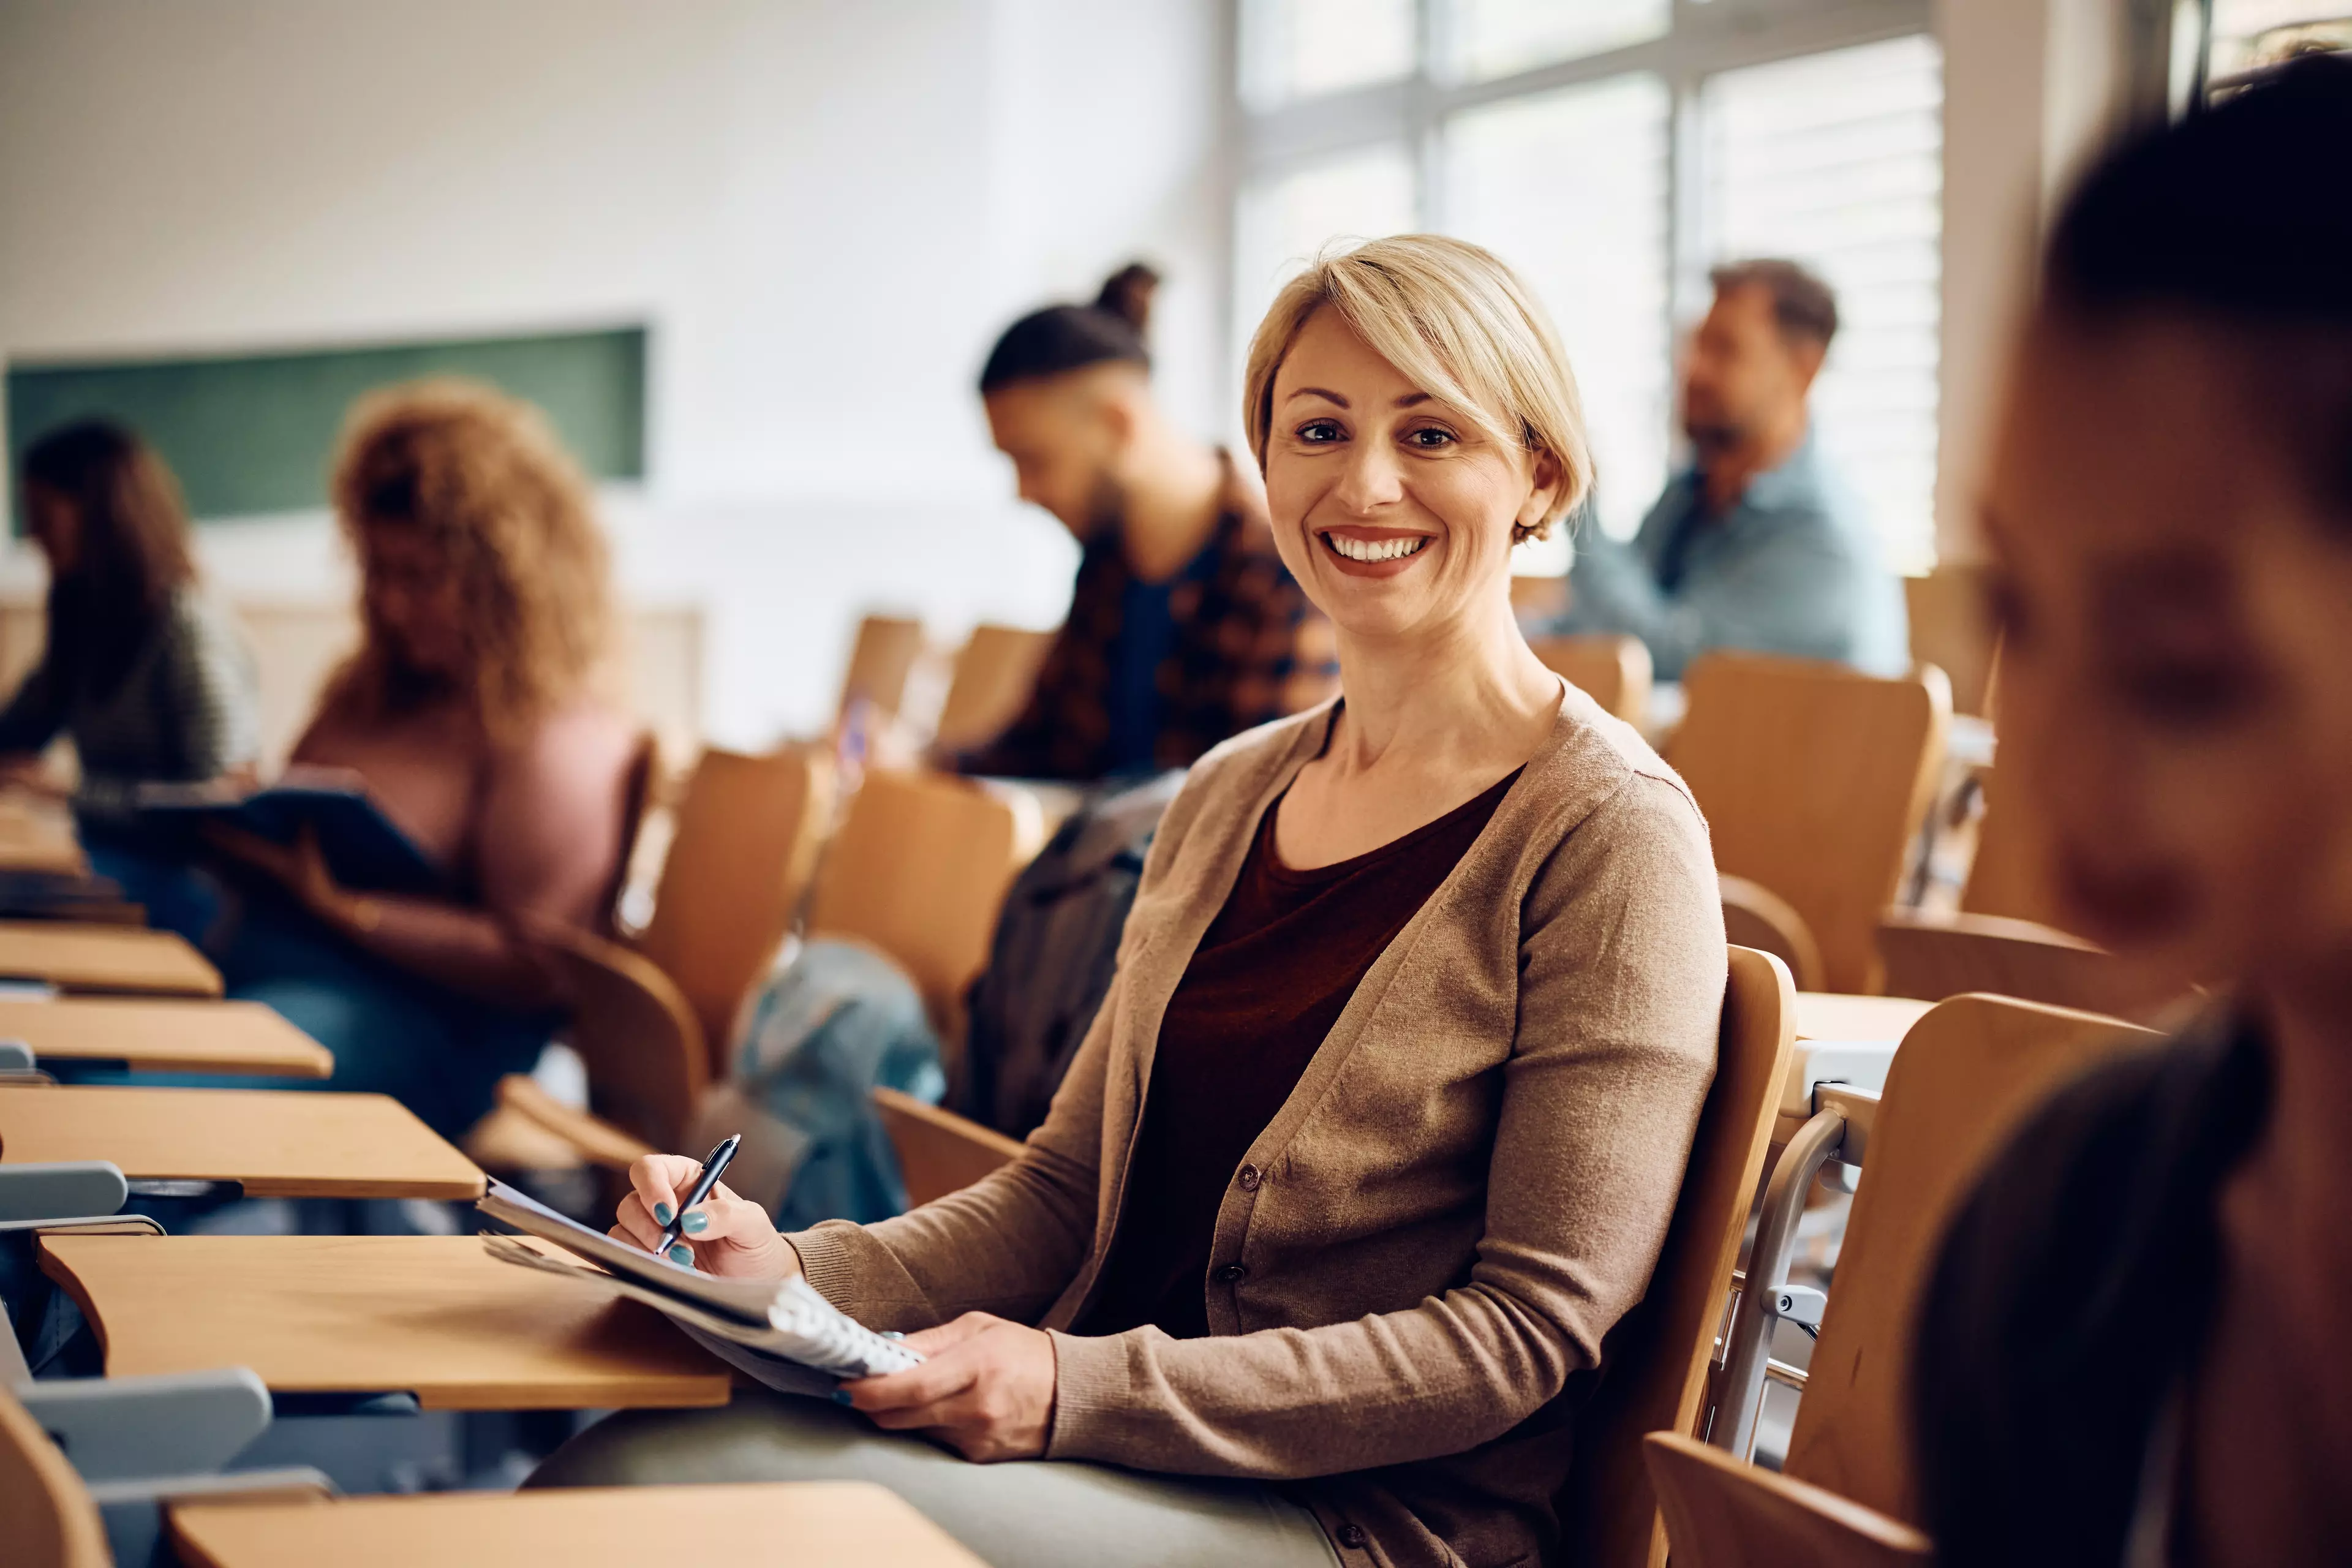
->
[1235, 0, 1942, 571]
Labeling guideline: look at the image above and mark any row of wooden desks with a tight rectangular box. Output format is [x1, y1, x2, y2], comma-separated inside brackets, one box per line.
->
[0, 918, 224, 997]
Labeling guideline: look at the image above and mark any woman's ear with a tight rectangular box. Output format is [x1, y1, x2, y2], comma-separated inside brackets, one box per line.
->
[1515, 448, 1565, 532]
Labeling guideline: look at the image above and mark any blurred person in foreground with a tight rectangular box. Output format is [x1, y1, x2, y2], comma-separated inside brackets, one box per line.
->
[1542, 258, 1908, 679]
[0, 421, 257, 820]
[951, 263, 1337, 782]
[533, 237, 1725, 1568]
[203, 380, 642, 1140]
[1911, 57, 2352, 1568]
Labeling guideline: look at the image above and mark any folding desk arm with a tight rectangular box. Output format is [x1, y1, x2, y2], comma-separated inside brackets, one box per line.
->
[20, 1366, 273, 1480]
[0, 1160, 129, 1223]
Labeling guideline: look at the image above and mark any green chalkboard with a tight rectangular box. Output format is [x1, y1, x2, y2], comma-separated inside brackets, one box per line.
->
[6, 325, 647, 529]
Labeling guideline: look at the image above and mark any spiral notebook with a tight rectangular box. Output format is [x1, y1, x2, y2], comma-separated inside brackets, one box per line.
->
[475, 1178, 920, 1393]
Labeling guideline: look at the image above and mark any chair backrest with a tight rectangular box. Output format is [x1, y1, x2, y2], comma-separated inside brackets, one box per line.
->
[1877, 911, 2149, 1018]
[932, 624, 1055, 754]
[633, 747, 836, 1076]
[0, 1386, 110, 1568]
[1668, 654, 1951, 995]
[1956, 769, 2058, 925]
[529, 918, 709, 1155]
[1527, 633, 1653, 726]
[804, 770, 1035, 1044]
[1902, 567, 1996, 718]
[1558, 946, 1798, 1568]
[1644, 1431, 1932, 1568]
[872, 1087, 1025, 1207]
[1783, 994, 2160, 1521]
[836, 614, 929, 726]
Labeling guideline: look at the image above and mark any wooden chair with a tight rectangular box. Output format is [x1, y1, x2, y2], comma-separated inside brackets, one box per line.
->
[1556, 946, 1798, 1568]
[1643, 1430, 1931, 1568]
[835, 614, 928, 729]
[932, 625, 1054, 755]
[804, 769, 1039, 1049]
[1878, 771, 2166, 1017]
[1, 1385, 108, 1568]
[872, 1087, 1026, 1207]
[1527, 633, 1653, 726]
[496, 747, 836, 1165]
[1668, 654, 1951, 995]
[1902, 567, 1997, 718]
[1779, 995, 2158, 1523]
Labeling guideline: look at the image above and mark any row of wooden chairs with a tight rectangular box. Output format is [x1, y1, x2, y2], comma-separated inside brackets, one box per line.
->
[833, 614, 1055, 755]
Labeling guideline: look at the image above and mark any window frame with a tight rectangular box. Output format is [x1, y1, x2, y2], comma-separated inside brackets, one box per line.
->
[1228, 0, 1937, 550]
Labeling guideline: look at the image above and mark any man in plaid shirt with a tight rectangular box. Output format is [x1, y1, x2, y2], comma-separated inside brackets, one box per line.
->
[954, 266, 1337, 783]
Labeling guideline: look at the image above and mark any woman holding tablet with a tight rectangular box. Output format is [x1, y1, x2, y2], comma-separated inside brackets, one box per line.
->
[540, 237, 1725, 1568]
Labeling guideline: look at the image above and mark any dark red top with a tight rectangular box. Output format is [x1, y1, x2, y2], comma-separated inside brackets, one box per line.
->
[1080, 766, 1523, 1339]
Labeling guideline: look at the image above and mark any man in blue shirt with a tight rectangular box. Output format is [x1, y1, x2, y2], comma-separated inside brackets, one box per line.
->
[1547, 259, 1909, 679]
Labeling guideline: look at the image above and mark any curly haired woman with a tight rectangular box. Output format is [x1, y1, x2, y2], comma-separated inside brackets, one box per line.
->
[209, 379, 643, 1139]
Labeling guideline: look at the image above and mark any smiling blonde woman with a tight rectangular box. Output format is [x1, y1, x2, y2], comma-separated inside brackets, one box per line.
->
[534, 236, 1727, 1568]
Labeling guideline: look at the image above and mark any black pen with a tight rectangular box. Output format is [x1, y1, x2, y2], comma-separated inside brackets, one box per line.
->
[649, 1134, 741, 1266]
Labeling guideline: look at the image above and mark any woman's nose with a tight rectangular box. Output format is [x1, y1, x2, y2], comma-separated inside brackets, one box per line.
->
[1332, 437, 1404, 515]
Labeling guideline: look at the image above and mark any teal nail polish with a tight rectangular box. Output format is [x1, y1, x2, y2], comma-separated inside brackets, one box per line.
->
[681, 1210, 709, 1235]
[669, 1244, 693, 1264]
[652, 1203, 673, 1225]
[832, 1389, 854, 1406]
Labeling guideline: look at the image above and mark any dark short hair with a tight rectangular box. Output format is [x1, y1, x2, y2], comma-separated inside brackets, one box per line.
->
[2047, 53, 2352, 518]
[1709, 258, 1839, 349]
[978, 263, 1159, 395]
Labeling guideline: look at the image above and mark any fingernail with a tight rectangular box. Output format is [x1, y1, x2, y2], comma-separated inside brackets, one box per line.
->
[669, 1245, 693, 1264]
[652, 1203, 673, 1225]
[832, 1389, 854, 1406]
[681, 1210, 709, 1235]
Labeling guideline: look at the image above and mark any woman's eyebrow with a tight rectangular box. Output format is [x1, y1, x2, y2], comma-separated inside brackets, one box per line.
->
[1394, 392, 1431, 409]
[1284, 386, 1349, 407]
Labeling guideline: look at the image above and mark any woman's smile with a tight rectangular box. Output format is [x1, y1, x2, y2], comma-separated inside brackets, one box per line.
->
[1319, 524, 1434, 576]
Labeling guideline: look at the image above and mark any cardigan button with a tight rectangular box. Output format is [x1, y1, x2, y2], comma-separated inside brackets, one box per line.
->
[1215, 1262, 1248, 1283]
[1236, 1164, 1262, 1192]
[1336, 1523, 1369, 1550]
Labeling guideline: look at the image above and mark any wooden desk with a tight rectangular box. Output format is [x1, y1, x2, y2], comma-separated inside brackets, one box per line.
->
[40, 1234, 733, 1411]
[0, 1085, 480, 1198]
[172, 1482, 986, 1568]
[0, 920, 222, 997]
[0, 798, 84, 877]
[0, 998, 331, 1077]
[1792, 992, 1933, 1045]
[1776, 993, 1936, 1140]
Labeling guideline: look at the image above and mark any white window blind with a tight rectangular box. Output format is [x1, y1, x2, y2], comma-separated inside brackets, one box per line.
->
[1233, 143, 1419, 395]
[1240, 0, 1417, 110]
[1702, 33, 1945, 574]
[1443, 73, 1672, 551]
[1442, 0, 1670, 83]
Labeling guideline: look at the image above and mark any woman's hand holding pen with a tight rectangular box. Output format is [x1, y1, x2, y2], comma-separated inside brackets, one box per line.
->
[612, 1153, 798, 1279]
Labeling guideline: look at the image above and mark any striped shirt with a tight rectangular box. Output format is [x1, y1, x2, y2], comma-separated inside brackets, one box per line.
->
[0, 587, 260, 818]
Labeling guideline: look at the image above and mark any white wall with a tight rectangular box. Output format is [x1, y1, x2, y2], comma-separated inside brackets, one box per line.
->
[0, 0, 1232, 746]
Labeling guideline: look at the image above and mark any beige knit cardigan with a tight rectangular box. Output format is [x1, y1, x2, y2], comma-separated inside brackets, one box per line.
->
[790, 684, 1726, 1567]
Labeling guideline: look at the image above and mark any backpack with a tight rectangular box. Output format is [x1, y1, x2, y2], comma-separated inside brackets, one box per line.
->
[952, 771, 1183, 1138]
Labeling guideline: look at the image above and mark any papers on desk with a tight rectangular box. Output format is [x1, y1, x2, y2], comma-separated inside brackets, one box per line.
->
[475, 1180, 920, 1394]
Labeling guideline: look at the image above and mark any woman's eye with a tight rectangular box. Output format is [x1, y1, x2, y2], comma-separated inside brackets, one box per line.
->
[1295, 420, 1344, 444]
[1403, 427, 1457, 449]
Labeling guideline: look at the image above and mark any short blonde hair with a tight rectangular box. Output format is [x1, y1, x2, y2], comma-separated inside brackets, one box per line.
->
[1242, 235, 1592, 543]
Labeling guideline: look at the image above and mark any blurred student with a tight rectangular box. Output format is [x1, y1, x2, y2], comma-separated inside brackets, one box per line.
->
[1543, 259, 1907, 678]
[1910, 59, 2352, 1567]
[954, 263, 1337, 780]
[206, 380, 642, 1140]
[0, 421, 257, 820]
[539, 237, 1724, 1568]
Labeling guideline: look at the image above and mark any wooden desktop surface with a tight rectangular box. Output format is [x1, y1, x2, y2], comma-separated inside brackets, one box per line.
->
[0, 997, 332, 1077]
[0, 1085, 481, 1197]
[39, 1234, 733, 1411]
[171, 1482, 987, 1568]
[0, 798, 84, 876]
[1792, 992, 1934, 1046]
[0, 920, 222, 997]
